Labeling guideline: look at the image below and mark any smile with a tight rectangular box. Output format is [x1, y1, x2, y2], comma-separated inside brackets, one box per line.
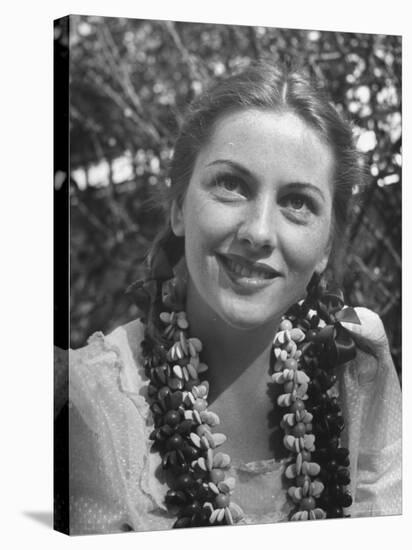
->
[217, 253, 280, 288]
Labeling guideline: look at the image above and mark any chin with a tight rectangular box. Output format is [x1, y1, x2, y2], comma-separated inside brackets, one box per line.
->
[218, 300, 277, 331]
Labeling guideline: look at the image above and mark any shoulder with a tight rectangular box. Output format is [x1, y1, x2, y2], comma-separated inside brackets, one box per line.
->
[67, 319, 170, 532]
[340, 307, 392, 364]
[340, 307, 398, 387]
[69, 318, 149, 411]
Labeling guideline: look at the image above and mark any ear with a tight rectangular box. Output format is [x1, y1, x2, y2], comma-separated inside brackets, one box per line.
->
[315, 246, 331, 275]
[170, 199, 185, 237]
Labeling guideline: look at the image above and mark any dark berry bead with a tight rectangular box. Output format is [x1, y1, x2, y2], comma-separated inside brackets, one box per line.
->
[340, 456, 350, 467]
[328, 436, 339, 451]
[285, 358, 298, 370]
[154, 415, 163, 428]
[300, 497, 316, 511]
[319, 469, 331, 483]
[290, 399, 305, 413]
[292, 422, 307, 437]
[306, 329, 319, 342]
[158, 386, 171, 400]
[326, 460, 338, 472]
[335, 447, 349, 460]
[183, 502, 200, 517]
[169, 378, 184, 391]
[177, 419, 194, 435]
[328, 417, 344, 436]
[166, 390, 183, 409]
[310, 315, 320, 328]
[317, 492, 330, 509]
[165, 490, 187, 507]
[338, 492, 353, 507]
[184, 380, 198, 391]
[169, 451, 178, 467]
[185, 488, 198, 501]
[176, 474, 194, 490]
[195, 483, 210, 501]
[199, 507, 212, 525]
[175, 449, 187, 468]
[318, 393, 330, 407]
[210, 469, 225, 484]
[181, 443, 200, 461]
[160, 424, 174, 437]
[156, 430, 167, 444]
[314, 420, 328, 436]
[150, 402, 163, 415]
[154, 367, 167, 384]
[173, 516, 192, 528]
[336, 468, 351, 485]
[215, 494, 230, 508]
[317, 371, 337, 391]
[328, 397, 340, 413]
[166, 434, 184, 450]
[148, 384, 158, 397]
[308, 379, 322, 399]
[189, 512, 203, 527]
[315, 434, 330, 449]
[328, 484, 341, 497]
[164, 410, 181, 427]
[312, 448, 329, 463]
[327, 506, 344, 518]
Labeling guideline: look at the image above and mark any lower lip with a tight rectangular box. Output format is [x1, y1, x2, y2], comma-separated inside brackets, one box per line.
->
[217, 255, 279, 291]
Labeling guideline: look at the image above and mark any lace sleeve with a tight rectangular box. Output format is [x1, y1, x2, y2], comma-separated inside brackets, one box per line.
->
[338, 313, 402, 518]
[68, 320, 172, 534]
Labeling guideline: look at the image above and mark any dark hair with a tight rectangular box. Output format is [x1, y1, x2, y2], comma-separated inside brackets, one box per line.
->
[149, 61, 363, 275]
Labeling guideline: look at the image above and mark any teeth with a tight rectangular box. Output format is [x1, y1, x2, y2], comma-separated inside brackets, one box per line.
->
[227, 258, 271, 279]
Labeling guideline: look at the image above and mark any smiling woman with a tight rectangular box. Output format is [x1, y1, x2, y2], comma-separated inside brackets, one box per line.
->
[62, 62, 401, 534]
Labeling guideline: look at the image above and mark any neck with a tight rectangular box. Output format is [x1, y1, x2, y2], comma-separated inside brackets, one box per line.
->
[185, 282, 280, 403]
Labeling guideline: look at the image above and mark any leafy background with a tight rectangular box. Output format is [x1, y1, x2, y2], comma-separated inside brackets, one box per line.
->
[66, 15, 401, 376]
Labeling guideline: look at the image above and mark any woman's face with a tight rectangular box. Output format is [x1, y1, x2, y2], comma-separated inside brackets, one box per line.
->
[171, 108, 334, 330]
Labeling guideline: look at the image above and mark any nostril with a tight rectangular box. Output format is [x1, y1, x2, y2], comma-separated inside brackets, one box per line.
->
[238, 225, 277, 251]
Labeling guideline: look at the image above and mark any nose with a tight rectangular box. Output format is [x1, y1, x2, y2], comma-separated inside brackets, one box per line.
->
[237, 195, 278, 254]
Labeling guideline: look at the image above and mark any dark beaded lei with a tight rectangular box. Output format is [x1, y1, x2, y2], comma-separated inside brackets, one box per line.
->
[128, 258, 361, 528]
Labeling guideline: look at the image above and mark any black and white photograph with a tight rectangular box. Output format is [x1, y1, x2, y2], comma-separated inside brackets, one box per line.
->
[53, 14, 402, 537]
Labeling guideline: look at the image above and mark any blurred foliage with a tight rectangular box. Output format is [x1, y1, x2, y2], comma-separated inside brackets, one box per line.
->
[67, 16, 401, 376]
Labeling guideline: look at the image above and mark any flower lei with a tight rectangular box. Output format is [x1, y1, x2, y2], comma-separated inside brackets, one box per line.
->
[128, 252, 361, 528]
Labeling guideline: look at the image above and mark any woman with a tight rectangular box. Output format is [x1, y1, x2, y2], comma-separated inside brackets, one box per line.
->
[61, 62, 401, 534]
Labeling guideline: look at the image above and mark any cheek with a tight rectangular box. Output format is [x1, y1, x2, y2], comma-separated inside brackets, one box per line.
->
[280, 221, 330, 276]
[184, 196, 235, 249]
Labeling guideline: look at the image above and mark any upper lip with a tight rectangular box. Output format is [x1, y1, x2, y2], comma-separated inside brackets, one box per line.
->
[217, 253, 281, 278]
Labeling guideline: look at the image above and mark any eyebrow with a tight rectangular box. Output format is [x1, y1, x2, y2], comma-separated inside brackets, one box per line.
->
[206, 159, 255, 180]
[206, 159, 327, 202]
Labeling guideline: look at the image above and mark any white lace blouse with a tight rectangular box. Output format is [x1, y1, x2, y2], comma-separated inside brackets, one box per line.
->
[57, 315, 402, 535]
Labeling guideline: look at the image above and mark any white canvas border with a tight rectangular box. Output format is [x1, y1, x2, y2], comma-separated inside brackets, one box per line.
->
[0, 1, 408, 549]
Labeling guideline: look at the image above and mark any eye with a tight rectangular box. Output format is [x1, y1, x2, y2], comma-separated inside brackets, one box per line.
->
[212, 173, 247, 197]
[280, 193, 317, 221]
[286, 195, 306, 210]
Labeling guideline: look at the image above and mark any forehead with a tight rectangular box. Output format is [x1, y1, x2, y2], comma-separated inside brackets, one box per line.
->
[194, 108, 335, 189]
